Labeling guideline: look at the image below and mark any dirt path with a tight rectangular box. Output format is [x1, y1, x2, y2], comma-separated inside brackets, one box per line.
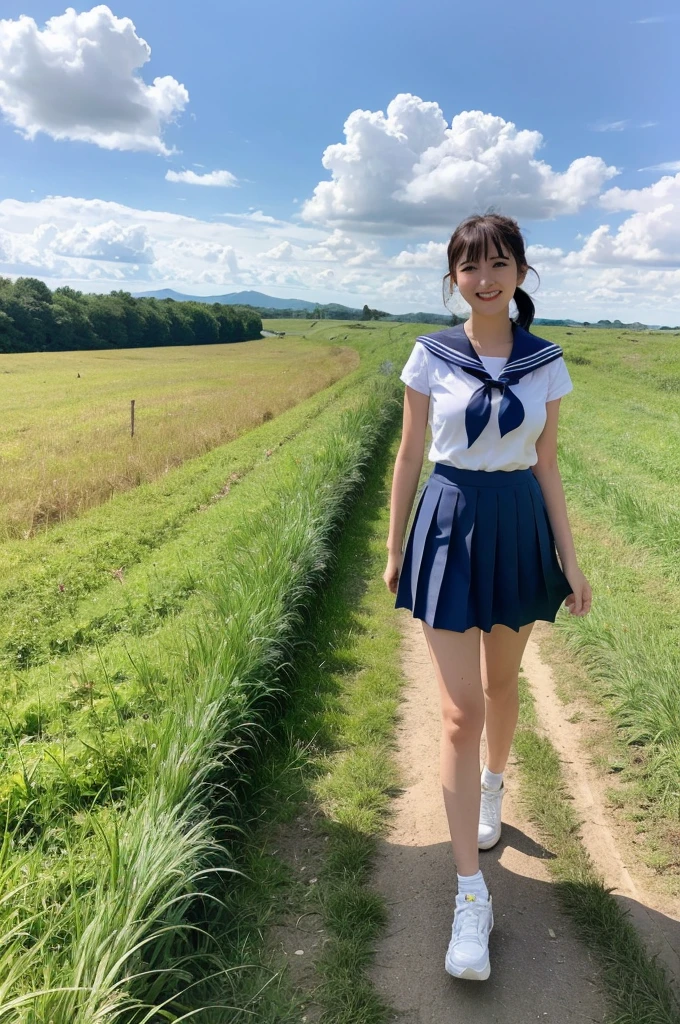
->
[367, 615, 611, 1023]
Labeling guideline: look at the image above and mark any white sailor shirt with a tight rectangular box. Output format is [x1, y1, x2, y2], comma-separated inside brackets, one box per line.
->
[400, 334, 573, 473]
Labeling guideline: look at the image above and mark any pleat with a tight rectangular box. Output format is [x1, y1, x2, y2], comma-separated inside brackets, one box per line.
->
[494, 486, 520, 630]
[424, 484, 461, 626]
[397, 482, 427, 599]
[431, 484, 471, 629]
[468, 486, 497, 632]
[410, 480, 444, 603]
[528, 480, 558, 600]
[396, 467, 573, 632]
[515, 482, 541, 614]
[395, 492, 423, 610]
[410, 487, 444, 619]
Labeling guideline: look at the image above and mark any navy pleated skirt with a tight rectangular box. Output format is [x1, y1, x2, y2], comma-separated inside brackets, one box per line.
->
[394, 463, 573, 633]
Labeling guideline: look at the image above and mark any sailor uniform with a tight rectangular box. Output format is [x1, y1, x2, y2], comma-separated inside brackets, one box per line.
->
[394, 322, 574, 633]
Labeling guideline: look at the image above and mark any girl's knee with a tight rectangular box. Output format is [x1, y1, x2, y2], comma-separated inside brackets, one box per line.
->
[482, 673, 519, 701]
[441, 703, 484, 746]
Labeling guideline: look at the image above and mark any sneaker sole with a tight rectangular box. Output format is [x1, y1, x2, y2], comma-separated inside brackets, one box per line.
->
[478, 831, 501, 850]
[445, 956, 491, 981]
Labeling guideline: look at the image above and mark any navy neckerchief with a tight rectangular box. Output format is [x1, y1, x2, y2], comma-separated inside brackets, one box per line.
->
[415, 322, 564, 448]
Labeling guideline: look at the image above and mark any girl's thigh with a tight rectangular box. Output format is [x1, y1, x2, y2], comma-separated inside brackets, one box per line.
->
[420, 621, 484, 723]
[480, 621, 535, 696]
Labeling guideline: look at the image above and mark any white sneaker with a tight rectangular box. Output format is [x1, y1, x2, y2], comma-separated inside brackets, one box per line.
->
[478, 781, 505, 850]
[445, 892, 493, 980]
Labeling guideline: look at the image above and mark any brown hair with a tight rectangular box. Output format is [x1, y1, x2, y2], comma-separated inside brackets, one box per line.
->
[442, 212, 539, 330]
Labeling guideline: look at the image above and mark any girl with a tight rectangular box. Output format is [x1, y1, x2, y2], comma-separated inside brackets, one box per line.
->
[383, 212, 592, 982]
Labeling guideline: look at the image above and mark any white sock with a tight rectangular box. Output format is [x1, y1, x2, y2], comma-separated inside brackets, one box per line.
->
[456, 869, 489, 903]
[481, 764, 504, 791]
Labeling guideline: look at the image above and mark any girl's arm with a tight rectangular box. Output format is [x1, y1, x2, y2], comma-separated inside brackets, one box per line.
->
[530, 398, 579, 574]
[386, 386, 430, 554]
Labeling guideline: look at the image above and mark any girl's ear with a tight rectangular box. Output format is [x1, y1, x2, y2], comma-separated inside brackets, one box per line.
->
[516, 265, 528, 288]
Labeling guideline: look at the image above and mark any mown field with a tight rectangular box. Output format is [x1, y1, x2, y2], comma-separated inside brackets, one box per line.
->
[2, 317, 680, 1020]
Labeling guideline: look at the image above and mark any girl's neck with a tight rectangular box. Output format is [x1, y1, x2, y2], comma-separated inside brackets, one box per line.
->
[464, 311, 514, 357]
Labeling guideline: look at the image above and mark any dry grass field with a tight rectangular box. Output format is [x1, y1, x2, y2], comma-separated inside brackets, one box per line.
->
[0, 331, 358, 539]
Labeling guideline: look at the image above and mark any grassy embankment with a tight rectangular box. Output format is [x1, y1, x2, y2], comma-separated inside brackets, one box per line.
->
[0, 320, 411, 1020]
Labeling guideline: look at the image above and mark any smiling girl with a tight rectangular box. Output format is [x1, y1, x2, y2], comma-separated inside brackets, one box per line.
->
[384, 212, 592, 982]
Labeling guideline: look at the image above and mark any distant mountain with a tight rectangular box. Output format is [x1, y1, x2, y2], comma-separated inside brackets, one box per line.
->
[133, 288, 348, 312]
[132, 290, 672, 330]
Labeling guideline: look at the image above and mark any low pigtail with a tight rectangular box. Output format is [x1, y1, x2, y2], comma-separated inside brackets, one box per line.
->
[513, 286, 535, 330]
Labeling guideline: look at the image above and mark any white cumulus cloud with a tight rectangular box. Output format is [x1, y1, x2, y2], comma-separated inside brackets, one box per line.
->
[166, 169, 238, 187]
[393, 241, 447, 267]
[600, 171, 680, 213]
[562, 172, 680, 267]
[263, 241, 294, 260]
[51, 220, 155, 263]
[305, 228, 380, 265]
[3, 189, 680, 322]
[0, 5, 188, 154]
[301, 94, 619, 233]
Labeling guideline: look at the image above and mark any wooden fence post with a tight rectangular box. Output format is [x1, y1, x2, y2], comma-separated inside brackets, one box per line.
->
[131, 399, 135, 438]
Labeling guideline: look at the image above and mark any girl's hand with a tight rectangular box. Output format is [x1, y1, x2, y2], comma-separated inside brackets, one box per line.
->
[563, 564, 592, 617]
[384, 552, 403, 595]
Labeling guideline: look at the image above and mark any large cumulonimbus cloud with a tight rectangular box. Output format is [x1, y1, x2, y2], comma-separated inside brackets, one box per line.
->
[0, 5, 188, 154]
[301, 93, 619, 233]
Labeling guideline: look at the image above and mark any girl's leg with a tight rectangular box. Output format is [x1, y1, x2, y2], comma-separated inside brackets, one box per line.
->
[480, 621, 535, 774]
[420, 621, 484, 877]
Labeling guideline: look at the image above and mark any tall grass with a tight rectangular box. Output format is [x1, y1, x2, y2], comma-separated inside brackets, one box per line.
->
[536, 329, 680, 819]
[0, 374, 401, 1021]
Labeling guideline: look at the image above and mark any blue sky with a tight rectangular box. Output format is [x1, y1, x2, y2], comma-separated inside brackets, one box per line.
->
[0, 0, 678, 322]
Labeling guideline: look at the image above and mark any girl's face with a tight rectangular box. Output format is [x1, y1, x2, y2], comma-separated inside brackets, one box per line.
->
[453, 246, 527, 316]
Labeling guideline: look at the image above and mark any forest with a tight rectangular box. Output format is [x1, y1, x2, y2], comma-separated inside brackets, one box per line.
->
[0, 276, 263, 353]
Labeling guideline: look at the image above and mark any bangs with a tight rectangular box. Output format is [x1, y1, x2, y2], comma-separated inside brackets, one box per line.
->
[455, 221, 510, 267]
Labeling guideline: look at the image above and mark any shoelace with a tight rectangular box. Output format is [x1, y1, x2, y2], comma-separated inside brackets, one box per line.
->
[454, 901, 489, 943]
[479, 785, 503, 828]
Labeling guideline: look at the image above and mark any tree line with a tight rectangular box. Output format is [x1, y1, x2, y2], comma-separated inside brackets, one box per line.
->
[251, 304, 464, 325]
[0, 277, 263, 354]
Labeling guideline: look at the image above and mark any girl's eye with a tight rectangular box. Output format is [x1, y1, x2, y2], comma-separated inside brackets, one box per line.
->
[460, 262, 508, 270]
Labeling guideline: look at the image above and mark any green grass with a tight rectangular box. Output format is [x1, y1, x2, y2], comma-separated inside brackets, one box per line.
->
[0, 323, 412, 1020]
[520, 328, 680, 850]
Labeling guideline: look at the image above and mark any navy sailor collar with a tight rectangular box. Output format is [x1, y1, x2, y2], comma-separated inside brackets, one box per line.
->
[415, 322, 564, 448]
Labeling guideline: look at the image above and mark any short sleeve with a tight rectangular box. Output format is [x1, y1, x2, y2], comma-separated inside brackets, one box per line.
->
[546, 356, 573, 402]
[399, 341, 430, 396]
